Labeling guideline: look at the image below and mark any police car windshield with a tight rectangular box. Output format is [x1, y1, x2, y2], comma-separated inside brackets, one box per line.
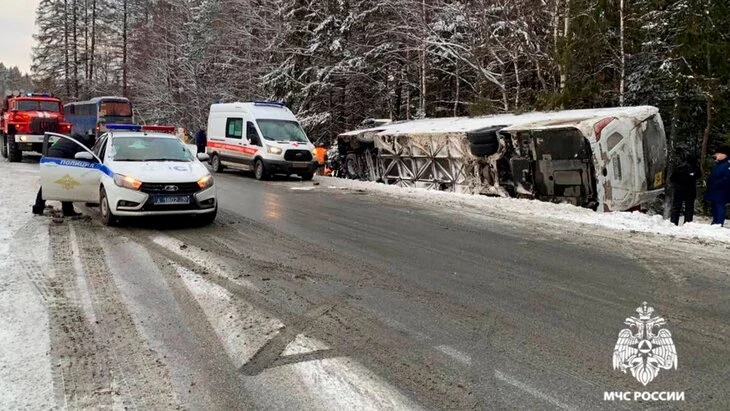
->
[111, 137, 193, 162]
[256, 119, 309, 143]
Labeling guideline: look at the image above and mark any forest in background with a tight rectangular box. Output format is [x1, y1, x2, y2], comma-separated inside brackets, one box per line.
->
[28, 0, 730, 168]
[0, 63, 34, 99]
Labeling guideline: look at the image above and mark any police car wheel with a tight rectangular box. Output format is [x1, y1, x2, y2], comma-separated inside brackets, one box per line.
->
[100, 188, 118, 226]
[300, 172, 314, 181]
[254, 159, 269, 180]
[198, 207, 217, 225]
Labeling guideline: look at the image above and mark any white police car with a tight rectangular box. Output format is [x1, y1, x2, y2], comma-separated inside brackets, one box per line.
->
[40, 124, 217, 226]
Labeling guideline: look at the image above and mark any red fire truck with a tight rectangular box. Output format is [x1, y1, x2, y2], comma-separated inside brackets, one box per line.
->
[1, 93, 71, 162]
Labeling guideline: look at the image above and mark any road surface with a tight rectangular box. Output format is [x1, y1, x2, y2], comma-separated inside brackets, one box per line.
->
[2, 159, 729, 410]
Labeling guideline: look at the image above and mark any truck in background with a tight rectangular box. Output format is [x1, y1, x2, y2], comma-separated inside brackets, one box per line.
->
[1, 92, 71, 162]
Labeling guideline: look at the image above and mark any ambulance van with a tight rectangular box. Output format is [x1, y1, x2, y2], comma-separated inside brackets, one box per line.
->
[206, 101, 318, 180]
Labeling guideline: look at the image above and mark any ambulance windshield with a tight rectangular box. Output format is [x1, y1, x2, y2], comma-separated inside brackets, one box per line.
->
[256, 119, 309, 143]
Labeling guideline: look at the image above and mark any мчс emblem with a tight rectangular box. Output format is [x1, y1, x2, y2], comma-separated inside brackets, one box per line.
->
[612, 302, 677, 386]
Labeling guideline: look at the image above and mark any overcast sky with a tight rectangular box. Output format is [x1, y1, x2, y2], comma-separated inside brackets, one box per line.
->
[1, 0, 40, 73]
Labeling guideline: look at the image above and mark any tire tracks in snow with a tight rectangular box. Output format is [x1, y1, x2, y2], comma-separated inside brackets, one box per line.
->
[9, 218, 181, 410]
[116, 220, 480, 409]
[23, 221, 115, 409]
[70, 221, 180, 410]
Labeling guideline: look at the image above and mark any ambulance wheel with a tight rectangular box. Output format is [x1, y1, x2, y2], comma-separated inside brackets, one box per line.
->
[7, 134, 21, 162]
[254, 159, 269, 180]
[100, 187, 119, 226]
[300, 172, 314, 181]
[1, 134, 7, 158]
[210, 154, 224, 173]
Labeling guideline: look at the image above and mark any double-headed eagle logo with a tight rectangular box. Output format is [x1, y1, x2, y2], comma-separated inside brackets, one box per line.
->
[54, 174, 81, 190]
[613, 302, 677, 385]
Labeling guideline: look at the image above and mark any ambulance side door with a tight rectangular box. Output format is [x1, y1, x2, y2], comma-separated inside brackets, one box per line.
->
[244, 120, 262, 166]
[223, 117, 245, 166]
[40, 134, 104, 202]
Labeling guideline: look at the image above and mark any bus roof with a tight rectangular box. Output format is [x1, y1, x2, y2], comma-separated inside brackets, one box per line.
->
[339, 106, 658, 137]
[64, 96, 131, 106]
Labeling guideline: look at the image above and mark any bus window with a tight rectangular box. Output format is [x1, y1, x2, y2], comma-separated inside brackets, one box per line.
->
[99, 101, 132, 117]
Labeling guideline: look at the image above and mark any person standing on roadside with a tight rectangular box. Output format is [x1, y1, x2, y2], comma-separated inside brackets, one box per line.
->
[669, 153, 701, 225]
[704, 145, 730, 226]
[195, 127, 207, 154]
[314, 142, 327, 175]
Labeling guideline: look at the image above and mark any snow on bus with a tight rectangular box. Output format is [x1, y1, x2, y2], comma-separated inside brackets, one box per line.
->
[336, 106, 667, 212]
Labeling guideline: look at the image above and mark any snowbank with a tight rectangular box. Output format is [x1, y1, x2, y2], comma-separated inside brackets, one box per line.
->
[320, 177, 730, 244]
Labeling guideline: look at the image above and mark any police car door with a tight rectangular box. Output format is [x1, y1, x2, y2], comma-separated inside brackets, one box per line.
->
[40, 133, 104, 202]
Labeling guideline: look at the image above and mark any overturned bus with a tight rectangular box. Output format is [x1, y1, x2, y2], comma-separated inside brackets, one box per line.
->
[337, 106, 667, 212]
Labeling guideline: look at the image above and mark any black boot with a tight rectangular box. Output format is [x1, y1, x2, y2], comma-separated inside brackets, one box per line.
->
[33, 187, 46, 215]
[62, 202, 81, 217]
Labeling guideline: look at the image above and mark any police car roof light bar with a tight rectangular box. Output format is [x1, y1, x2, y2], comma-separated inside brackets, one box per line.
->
[253, 101, 286, 108]
[141, 125, 176, 133]
[106, 124, 142, 131]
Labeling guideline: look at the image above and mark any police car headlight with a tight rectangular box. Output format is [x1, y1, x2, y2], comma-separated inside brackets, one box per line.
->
[197, 175, 214, 189]
[267, 146, 282, 155]
[311, 147, 317, 156]
[113, 173, 142, 190]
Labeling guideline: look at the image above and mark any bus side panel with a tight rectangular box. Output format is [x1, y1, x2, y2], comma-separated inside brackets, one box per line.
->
[67, 103, 98, 137]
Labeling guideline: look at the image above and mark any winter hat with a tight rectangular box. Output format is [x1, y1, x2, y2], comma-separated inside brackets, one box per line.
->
[715, 145, 730, 156]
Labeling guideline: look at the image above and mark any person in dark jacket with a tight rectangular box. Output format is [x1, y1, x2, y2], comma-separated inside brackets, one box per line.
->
[669, 153, 701, 225]
[195, 128, 207, 154]
[704, 145, 730, 226]
[32, 133, 95, 217]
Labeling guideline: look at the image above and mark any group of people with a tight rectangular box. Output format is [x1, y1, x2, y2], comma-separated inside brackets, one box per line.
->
[670, 145, 730, 226]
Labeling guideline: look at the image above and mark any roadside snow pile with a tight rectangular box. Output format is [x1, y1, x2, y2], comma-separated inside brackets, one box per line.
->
[321, 177, 730, 244]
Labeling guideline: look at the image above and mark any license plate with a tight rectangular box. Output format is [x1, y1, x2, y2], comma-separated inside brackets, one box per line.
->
[292, 161, 309, 168]
[152, 195, 191, 205]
